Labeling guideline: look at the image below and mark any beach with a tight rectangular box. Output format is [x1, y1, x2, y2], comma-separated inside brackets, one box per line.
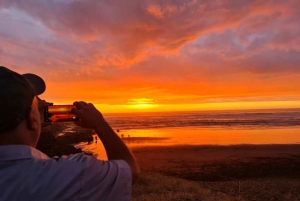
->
[130, 143, 300, 201]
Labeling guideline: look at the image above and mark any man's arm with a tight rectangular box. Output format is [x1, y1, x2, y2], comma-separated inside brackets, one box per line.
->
[71, 101, 140, 184]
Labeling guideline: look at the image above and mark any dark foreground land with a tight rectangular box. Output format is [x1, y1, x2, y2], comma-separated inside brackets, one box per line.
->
[131, 144, 300, 201]
[37, 124, 300, 200]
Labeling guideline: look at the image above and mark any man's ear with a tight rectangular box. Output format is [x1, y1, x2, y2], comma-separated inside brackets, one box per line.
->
[26, 107, 39, 131]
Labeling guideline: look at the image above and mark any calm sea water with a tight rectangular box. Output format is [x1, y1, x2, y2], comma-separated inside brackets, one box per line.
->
[74, 109, 300, 159]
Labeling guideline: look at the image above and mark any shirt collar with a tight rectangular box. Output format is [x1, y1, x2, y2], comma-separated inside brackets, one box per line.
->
[0, 145, 49, 161]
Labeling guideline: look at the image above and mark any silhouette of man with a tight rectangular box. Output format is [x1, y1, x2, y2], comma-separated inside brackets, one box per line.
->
[0, 66, 140, 201]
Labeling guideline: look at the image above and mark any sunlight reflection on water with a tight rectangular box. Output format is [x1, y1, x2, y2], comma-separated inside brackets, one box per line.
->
[75, 136, 107, 160]
[75, 126, 300, 160]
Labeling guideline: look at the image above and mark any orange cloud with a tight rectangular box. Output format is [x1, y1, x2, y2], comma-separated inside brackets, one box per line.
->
[1, 0, 300, 112]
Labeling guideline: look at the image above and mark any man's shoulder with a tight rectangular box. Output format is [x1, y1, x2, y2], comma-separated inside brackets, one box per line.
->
[34, 153, 95, 175]
[40, 153, 131, 177]
[0, 146, 132, 201]
[55, 153, 131, 170]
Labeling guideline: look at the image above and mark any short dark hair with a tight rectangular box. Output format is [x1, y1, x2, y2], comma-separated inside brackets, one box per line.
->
[0, 66, 45, 134]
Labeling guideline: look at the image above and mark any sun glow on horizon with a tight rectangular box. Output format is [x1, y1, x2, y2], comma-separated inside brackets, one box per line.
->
[126, 98, 158, 109]
[89, 100, 300, 114]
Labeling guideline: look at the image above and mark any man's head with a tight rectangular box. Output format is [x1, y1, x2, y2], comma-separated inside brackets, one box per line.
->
[0, 66, 46, 147]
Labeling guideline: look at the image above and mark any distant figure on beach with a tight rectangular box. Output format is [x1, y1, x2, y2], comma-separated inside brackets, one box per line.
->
[128, 134, 130, 138]
[117, 129, 120, 132]
[121, 134, 124, 138]
[0, 67, 139, 201]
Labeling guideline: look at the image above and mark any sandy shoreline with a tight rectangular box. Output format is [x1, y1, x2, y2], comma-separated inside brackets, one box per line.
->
[131, 144, 300, 166]
[131, 144, 300, 177]
[131, 144, 300, 200]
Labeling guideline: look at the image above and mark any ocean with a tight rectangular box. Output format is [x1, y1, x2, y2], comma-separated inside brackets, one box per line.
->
[103, 108, 300, 130]
[74, 108, 300, 159]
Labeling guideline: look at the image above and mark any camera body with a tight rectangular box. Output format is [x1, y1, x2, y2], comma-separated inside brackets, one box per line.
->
[44, 105, 79, 122]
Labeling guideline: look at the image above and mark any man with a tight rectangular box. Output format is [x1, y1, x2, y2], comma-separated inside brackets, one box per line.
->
[0, 66, 140, 201]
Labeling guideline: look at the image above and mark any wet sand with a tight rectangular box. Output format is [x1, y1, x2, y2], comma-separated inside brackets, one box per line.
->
[131, 143, 300, 200]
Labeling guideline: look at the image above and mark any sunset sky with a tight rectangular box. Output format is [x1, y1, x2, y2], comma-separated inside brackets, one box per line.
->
[1, 0, 300, 113]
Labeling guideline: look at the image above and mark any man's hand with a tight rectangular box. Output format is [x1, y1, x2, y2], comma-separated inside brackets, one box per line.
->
[71, 101, 105, 130]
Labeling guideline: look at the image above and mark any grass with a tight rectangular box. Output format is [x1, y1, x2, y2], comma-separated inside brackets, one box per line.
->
[132, 173, 300, 200]
[131, 144, 300, 200]
[131, 172, 240, 201]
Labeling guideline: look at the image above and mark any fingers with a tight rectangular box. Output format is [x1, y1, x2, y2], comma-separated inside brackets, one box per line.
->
[73, 101, 89, 110]
[71, 108, 81, 116]
[38, 100, 52, 110]
[74, 120, 83, 127]
[71, 101, 92, 116]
